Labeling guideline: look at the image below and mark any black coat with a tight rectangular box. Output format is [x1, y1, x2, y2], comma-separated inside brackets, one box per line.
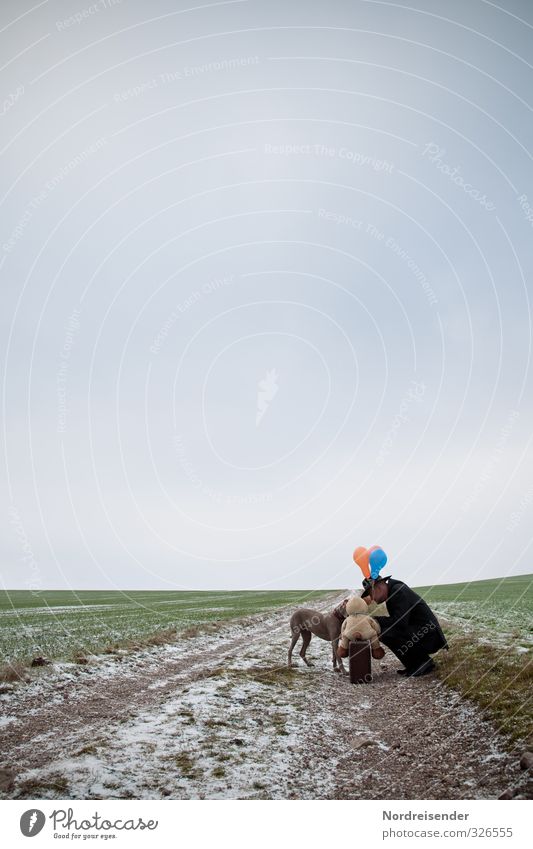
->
[373, 578, 447, 661]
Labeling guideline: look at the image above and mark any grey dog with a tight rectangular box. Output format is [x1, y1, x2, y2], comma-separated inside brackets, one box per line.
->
[288, 598, 349, 673]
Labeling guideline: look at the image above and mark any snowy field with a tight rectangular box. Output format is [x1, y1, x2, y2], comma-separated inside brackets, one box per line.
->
[0, 588, 531, 800]
[0, 589, 331, 664]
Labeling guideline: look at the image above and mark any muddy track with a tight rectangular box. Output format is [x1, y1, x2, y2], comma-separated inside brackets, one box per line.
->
[0, 594, 530, 800]
[1, 629, 262, 767]
[0, 595, 342, 779]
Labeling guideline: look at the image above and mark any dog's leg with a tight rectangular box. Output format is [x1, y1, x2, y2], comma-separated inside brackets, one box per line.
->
[288, 629, 300, 667]
[332, 638, 341, 673]
[299, 629, 313, 666]
[333, 639, 347, 675]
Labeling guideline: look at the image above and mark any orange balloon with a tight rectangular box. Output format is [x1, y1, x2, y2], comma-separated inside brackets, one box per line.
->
[353, 546, 370, 579]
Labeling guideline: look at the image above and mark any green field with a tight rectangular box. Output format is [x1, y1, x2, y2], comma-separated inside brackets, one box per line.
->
[415, 574, 532, 746]
[414, 574, 533, 639]
[0, 588, 334, 665]
[1, 576, 531, 668]
[415, 573, 532, 604]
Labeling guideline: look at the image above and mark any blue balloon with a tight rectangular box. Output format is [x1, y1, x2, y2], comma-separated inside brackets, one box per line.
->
[369, 548, 387, 579]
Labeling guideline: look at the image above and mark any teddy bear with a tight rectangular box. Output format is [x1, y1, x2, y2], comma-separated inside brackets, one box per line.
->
[336, 595, 385, 659]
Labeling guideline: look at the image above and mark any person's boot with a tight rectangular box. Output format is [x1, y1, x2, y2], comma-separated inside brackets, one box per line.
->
[408, 658, 435, 677]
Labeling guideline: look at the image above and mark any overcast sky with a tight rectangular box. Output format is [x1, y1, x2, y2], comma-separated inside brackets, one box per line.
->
[1, 0, 532, 591]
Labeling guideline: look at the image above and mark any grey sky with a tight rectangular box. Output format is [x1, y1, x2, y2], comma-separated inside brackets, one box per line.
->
[1, 0, 532, 591]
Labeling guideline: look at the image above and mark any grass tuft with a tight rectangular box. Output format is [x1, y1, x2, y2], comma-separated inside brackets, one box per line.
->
[435, 629, 532, 747]
[0, 662, 29, 683]
[14, 775, 69, 799]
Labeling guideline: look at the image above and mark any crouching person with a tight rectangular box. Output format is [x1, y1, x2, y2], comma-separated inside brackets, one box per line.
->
[336, 596, 385, 660]
[362, 575, 448, 677]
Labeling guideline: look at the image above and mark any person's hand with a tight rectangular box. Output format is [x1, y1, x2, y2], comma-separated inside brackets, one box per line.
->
[337, 645, 348, 658]
[353, 631, 362, 640]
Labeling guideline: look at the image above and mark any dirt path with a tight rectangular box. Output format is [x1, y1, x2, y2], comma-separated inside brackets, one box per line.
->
[0, 594, 529, 800]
